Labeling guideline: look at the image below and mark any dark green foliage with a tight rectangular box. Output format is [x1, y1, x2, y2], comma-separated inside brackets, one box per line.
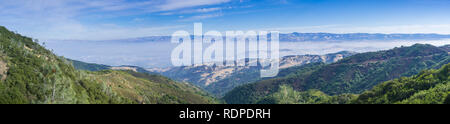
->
[256, 85, 358, 104]
[303, 44, 449, 95]
[445, 95, 450, 104]
[0, 26, 130, 104]
[223, 63, 324, 104]
[224, 44, 449, 104]
[238, 63, 449, 104]
[354, 63, 449, 104]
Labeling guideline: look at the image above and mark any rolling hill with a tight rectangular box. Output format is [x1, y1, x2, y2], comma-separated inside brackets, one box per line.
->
[256, 63, 449, 104]
[70, 59, 155, 74]
[354, 63, 449, 104]
[224, 44, 450, 104]
[0, 26, 216, 104]
[150, 51, 356, 96]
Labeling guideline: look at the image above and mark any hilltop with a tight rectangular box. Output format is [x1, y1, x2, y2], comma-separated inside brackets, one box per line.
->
[0, 26, 216, 104]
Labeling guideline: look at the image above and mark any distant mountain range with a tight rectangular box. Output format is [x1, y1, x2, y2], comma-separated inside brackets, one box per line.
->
[101, 33, 450, 42]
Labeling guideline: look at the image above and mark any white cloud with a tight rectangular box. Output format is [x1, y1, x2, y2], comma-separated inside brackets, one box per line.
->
[179, 13, 224, 22]
[160, 7, 222, 15]
[0, 0, 233, 40]
[36, 23, 186, 41]
[158, 0, 231, 11]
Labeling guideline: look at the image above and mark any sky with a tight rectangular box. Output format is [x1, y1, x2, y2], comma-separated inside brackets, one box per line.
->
[1, 0, 450, 40]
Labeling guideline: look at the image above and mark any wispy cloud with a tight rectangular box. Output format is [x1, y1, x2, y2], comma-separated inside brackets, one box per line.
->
[160, 7, 223, 15]
[179, 13, 225, 22]
[157, 0, 231, 11]
[0, 0, 235, 40]
[160, 4, 255, 21]
[3, 0, 447, 41]
[38, 23, 187, 41]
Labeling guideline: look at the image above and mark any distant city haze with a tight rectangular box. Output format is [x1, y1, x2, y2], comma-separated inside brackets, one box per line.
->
[2, 0, 450, 68]
[45, 36, 450, 68]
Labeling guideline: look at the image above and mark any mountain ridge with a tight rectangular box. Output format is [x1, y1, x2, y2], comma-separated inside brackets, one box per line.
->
[0, 26, 216, 104]
[62, 33, 450, 42]
[256, 63, 449, 104]
[150, 51, 356, 96]
[224, 44, 449, 104]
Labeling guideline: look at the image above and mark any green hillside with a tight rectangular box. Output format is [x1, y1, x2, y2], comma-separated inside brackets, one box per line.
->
[254, 63, 449, 104]
[0, 26, 216, 104]
[354, 63, 449, 104]
[84, 70, 217, 104]
[256, 85, 357, 104]
[224, 44, 449, 104]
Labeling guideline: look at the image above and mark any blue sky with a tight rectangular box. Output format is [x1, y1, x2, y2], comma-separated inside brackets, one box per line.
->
[1, 0, 450, 40]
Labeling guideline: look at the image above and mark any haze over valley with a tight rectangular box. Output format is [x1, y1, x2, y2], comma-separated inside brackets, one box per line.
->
[45, 34, 450, 68]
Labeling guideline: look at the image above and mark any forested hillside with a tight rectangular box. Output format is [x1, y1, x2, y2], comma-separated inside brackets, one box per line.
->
[0, 26, 216, 104]
[354, 63, 449, 104]
[224, 44, 449, 104]
[255, 63, 449, 104]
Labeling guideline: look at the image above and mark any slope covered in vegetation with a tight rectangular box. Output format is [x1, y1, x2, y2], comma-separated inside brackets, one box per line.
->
[354, 63, 449, 104]
[256, 85, 357, 104]
[254, 63, 449, 104]
[224, 44, 449, 104]
[0, 26, 215, 104]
